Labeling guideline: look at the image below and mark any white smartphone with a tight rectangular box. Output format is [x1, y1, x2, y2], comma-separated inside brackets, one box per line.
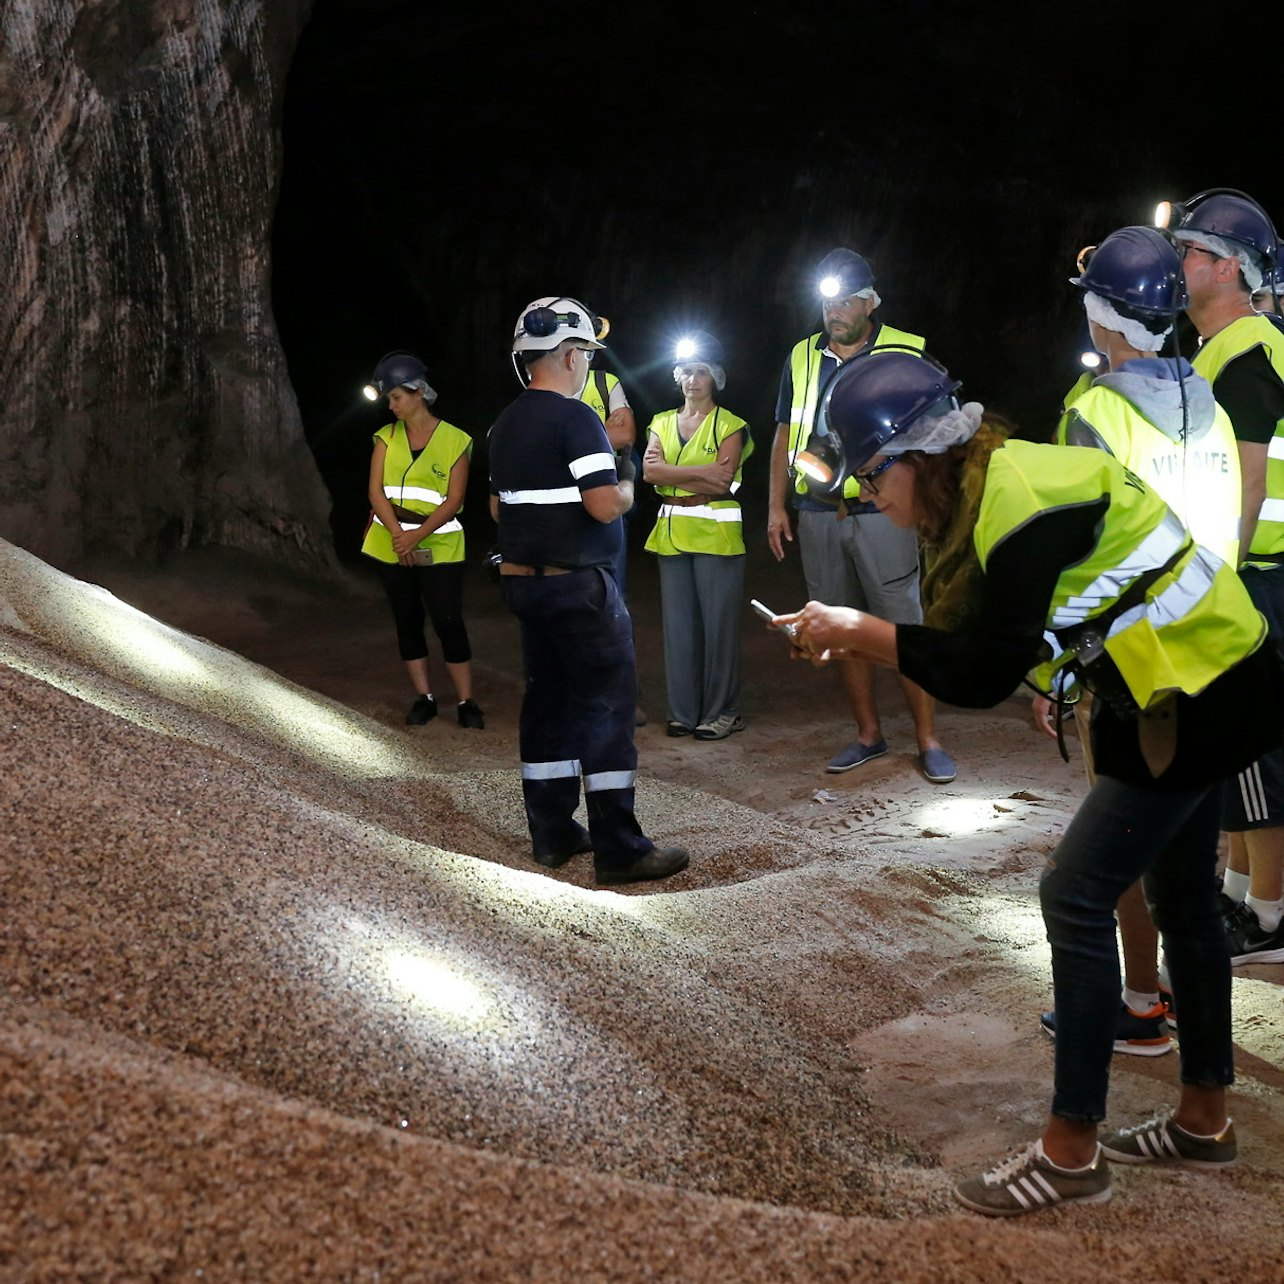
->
[750, 598, 798, 640]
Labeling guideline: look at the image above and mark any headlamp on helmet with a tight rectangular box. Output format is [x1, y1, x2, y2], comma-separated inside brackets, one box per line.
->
[814, 247, 876, 303]
[671, 330, 727, 392]
[1159, 189, 1279, 264]
[511, 296, 609, 386]
[801, 350, 963, 497]
[1070, 226, 1188, 317]
[363, 351, 431, 402]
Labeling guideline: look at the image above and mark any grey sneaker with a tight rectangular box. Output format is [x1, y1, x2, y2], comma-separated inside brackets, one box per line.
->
[954, 1140, 1111, 1217]
[693, 713, 746, 741]
[1101, 1111, 1237, 1168]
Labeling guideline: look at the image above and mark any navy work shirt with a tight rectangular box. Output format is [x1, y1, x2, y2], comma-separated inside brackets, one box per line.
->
[489, 388, 623, 569]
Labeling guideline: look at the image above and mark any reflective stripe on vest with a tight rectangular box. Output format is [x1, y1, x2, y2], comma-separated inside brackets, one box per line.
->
[656, 504, 744, 523]
[787, 323, 925, 499]
[1193, 314, 1284, 561]
[644, 405, 753, 557]
[372, 514, 464, 535]
[976, 440, 1265, 709]
[1049, 511, 1189, 627]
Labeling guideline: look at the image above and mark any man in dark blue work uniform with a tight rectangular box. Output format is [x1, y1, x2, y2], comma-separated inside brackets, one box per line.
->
[489, 296, 689, 886]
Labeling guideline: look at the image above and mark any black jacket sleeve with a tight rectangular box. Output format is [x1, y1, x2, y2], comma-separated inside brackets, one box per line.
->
[896, 500, 1107, 707]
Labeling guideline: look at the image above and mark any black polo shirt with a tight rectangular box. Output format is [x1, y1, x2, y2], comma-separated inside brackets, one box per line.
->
[489, 388, 623, 569]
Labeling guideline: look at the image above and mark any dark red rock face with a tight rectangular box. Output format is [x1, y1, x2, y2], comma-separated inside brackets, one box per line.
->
[1, 0, 328, 567]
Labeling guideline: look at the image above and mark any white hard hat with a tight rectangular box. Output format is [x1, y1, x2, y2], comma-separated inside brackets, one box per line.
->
[512, 296, 608, 353]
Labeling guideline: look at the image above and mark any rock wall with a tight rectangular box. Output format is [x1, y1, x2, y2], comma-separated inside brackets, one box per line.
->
[0, 0, 326, 567]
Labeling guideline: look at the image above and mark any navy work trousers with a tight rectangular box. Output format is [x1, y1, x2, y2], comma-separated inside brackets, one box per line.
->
[502, 566, 651, 867]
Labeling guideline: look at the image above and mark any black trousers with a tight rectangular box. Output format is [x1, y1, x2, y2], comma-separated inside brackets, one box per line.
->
[376, 560, 471, 663]
[502, 567, 651, 867]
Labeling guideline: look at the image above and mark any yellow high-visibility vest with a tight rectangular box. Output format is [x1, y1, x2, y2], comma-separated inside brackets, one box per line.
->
[975, 440, 1264, 710]
[644, 406, 753, 557]
[360, 419, 471, 565]
[1058, 381, 1241, 565]
[1193, 314, 1284, 564]
[786, 324, 925, 500]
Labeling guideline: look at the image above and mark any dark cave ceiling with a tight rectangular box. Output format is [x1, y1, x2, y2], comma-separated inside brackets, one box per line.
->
[271, 0, 1279, 549]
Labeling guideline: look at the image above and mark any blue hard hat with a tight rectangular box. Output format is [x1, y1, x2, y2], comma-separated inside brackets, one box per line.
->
[369, 351, 429, 393]
[820, 350, 960, 475]
[1175, 193, 1278, 264]
[673, 330, 725, 367]
[1071, 226, 1188, 317]
[817, 247, 876, 299]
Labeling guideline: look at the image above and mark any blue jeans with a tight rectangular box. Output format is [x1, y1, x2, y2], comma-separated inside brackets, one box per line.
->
[1040, 775, 1233, 1123]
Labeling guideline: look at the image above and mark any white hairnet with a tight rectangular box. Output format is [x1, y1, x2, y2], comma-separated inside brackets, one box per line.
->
[407, 377, 438, 406]
[1083, 290, 1171, 353]
[883, 401, 985, 455]
[673, 363, 726, 393]
[1174, 229, 1265, 293]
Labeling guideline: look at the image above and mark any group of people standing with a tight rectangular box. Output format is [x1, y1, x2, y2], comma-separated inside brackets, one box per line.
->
[778, 187, 1284, 1217]
[358, 186, 1284, 1215]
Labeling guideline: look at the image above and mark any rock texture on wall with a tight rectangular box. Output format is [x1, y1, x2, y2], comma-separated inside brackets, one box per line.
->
[0, 0, 325, 567]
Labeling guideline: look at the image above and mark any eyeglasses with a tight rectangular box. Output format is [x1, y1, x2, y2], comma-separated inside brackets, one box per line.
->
[854, 456, 899, 494]
[1179, 243, 1222, 262]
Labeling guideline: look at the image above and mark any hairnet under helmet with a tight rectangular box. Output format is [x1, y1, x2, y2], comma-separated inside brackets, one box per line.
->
[369, 351, 429, 393]
[808, 350, 972, 492]
[1071, 226, 1188, 316]
[1174, 193, 1277, 264]
[1170, 192, 1278, 293]
[365, 351, 438, 404]
[816, 247, 876, 299]
[672, 330, 727, 391]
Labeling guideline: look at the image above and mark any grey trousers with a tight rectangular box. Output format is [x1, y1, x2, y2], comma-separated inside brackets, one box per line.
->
[657, 552, 745, 729]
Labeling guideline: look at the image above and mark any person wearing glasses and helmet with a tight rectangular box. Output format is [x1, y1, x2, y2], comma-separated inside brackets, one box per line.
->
[360, 350, 484, 730]
[1164, 190, 1284, 967]
[775, 348, 1280, 1216]
[488, 297, 689, 886]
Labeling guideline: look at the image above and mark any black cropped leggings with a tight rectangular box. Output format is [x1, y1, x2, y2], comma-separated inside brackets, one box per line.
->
[376, 561, 471, 664]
